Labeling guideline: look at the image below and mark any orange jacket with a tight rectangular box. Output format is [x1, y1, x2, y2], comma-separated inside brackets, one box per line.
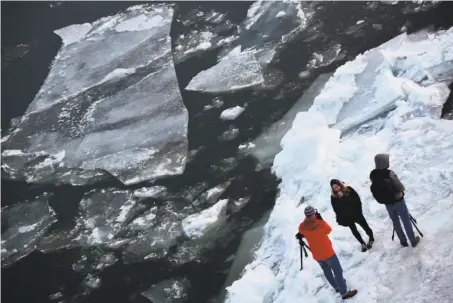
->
[298, 217, 335, 261]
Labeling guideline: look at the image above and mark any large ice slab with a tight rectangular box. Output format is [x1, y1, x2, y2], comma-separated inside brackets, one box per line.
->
[1, 4, 188, 185]
[185, 50, 265, 93]
[225, 27, 453, 303]
[1, 193, 57, 267]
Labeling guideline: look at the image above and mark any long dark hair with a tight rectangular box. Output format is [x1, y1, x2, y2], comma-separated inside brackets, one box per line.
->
[330, 179, 350, 198]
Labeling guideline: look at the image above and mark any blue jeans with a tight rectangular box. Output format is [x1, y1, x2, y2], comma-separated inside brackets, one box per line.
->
[317, 253, 347, 297]
[385, 199, 416, 245]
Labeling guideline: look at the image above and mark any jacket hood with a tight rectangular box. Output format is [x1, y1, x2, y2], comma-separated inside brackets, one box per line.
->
[374, 154, 389, 169]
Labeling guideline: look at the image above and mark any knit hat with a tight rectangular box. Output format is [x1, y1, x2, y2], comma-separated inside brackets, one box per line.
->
[330, 179, 341, 187]
[304, 206, 316, 217]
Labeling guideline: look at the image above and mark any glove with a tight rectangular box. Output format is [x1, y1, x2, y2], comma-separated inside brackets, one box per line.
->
[315, 212, 323, 220]
[295, 232, 304, 241]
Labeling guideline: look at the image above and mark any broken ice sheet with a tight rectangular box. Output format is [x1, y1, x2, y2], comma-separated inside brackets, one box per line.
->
[192, 181, 231, 206]
[220, 106, 245, 121]
[182, 199, 229, 239]
[185, 50, 265, 93]
[1, 149, 109, 185]
[219, 126, 240, 142]
[173, 8, 238, 64]
[122, 200, 192, 263]
[1, 4, 188, 186]
[73, 188, 141, 246]
[142, 278, 190, 303]
[133, 186, 167, 199]
[1, 193, 57, 267]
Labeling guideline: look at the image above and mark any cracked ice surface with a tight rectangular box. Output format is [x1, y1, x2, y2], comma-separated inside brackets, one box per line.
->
[1, 193, 57, 267]
[142, 278, 190, 303]
[1, 4, 188, 185]
[182, 199, 228, 239]
[185, 50, 264, 93]
[225, 27, 453, 303]
[73, 189, 141, 246]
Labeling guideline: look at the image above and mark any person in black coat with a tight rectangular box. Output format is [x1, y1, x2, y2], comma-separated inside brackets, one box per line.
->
[330, 179, 374, 252]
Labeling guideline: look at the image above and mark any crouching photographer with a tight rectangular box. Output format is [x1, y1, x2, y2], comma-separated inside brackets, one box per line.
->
[296, 206, 358, 300]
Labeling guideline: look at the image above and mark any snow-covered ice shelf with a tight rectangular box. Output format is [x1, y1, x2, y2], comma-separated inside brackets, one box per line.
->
[226, 27, 453, 303]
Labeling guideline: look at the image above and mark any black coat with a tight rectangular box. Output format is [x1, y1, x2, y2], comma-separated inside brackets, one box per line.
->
[331, 187, 363, 227]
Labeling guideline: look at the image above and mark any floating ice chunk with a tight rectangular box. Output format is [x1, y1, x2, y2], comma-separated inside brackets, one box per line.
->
[1, 193, 57, 267]
[182, 199, 228, 239]
[196, 41, 212, 51]
[74, 189, 139, 246]
[142, 278, 189, 303]
[220, 106, 245, 121]
[130, 207, 158, 230]
[54, 23, 92, 46]
[1, 4, 188, 186]
[133, 186, 167, 199]
[185, 51, 264, 93]
[192, 181, 230, 206]
[276, 11, 286, 18]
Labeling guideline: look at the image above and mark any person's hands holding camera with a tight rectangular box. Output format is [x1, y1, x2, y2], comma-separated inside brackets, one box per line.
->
[315, 211, 323, 220]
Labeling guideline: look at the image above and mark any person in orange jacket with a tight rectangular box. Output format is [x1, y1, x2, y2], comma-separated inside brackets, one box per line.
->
[296, 206, 358, 300]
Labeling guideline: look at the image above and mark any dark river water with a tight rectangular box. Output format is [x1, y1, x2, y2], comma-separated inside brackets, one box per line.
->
[2, 2, 453, 303]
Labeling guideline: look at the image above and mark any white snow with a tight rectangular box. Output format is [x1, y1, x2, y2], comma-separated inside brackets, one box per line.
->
[185, 50, 264, 93]
[220, 106, 245, 121]
[115, 14, 164, 32]
[99, 68, 136, 84]
[276, 11, 286, 18]
[54, 23, 92, 46]
[18, 223, 38, 233]
[133, 186, 167, 198]
[225, 27, 453, 303]
[182, 199, 228, 239]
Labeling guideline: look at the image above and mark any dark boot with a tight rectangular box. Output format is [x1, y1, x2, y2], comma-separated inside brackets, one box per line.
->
[366, 238, 374, 249]
[342, 289, 358, 299]
[401, 241, 409, 247]
[411, 236, 421, 247]
[361, 243, 367, 252]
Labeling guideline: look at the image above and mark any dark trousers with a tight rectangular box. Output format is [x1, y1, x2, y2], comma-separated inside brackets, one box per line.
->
[348, 214, 374, 244]
[385, 199, 416, 245]
[317, 253, 348, 297]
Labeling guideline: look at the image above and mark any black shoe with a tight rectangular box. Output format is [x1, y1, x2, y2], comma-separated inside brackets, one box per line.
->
[342, 289, 358, 299]
[412, 236, 421, 247]
[361, 243, 367, 252]
[366, 239, 374, 249]
[401, 242, 409, 247]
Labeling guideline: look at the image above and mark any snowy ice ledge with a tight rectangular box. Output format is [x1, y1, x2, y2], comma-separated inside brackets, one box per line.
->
[226, 27, 453, 303]
[1, 4, 188, 185]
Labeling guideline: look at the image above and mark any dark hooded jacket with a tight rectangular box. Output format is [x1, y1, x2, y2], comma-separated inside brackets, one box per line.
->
[331, 184, 363, 227]
[370, 154, 405, 201]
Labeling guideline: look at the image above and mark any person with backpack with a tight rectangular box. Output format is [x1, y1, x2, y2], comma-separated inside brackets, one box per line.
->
[369, 153, 420, 247]
[330, 179, 374, 252]
[296, 206, 358, 300]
